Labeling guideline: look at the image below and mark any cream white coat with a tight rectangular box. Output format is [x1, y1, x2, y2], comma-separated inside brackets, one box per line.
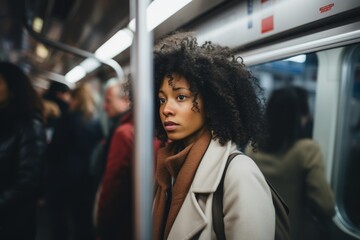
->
[166, 139, 275, 240]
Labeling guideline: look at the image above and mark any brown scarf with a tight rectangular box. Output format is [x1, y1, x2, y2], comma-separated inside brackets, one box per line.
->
[153, 130, 212, 240]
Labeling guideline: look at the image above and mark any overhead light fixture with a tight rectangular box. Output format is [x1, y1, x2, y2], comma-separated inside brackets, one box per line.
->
[65, 66, 86, 83]
[147, 0, 191, 31]
[32, 17, 43, 33]
[65, 0, 191, 83]
[35, 44, 49, 59]
[95, 28, 133, 60]
[80, 58, 101, 73]
[128, 0, 192, 32]
[283, 54, 306, 63]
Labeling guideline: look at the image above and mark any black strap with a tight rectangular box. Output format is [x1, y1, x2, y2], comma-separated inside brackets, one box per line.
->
[212, 152, 240, 240]
[212, 152, 290, 240]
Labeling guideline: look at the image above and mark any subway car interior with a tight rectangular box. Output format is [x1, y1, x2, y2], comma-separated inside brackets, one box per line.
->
[1, 0, 360, 239]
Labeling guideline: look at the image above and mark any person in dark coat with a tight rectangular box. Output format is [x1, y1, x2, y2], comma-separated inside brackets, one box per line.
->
[47, 84, 103, 240]
[0, 61, 46, 240]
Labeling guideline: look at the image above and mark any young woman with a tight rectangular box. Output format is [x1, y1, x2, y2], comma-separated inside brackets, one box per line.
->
[152, 32, 275, 239]
[0, 61, 46, 240]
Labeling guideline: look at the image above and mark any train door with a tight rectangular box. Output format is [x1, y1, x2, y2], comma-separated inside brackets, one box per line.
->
[332, 45, 360, 239]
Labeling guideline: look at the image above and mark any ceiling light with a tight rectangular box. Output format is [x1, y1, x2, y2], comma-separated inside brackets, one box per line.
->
[32, 17, 43, 33]
[80, 58, 101, 73]
[35, 44, 49, 59]
[147, 0, 191, 31]
[95, 28, 133, 60]
[65, 66, 86, 83]
[128, 0, 192, 32]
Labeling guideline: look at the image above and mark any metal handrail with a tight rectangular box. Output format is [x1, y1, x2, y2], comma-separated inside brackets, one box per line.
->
[22, 5, 124, 82]
[131, 0, 154, 239]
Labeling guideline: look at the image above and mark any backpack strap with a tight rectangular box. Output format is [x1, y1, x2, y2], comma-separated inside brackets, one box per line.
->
[212, 152, 240, 240]
[212, 152, 291, 240]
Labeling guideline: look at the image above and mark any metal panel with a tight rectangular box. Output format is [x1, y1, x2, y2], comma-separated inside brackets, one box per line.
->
[190, 0, 360, 50]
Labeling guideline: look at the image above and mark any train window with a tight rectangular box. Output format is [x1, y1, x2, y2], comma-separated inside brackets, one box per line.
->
[335, 45, 360, 234]
[249, 47, 360, 239]
[249, 53, 318, 124]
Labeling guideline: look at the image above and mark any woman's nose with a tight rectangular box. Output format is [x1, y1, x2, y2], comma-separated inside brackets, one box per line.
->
[162, 100, 174, 117]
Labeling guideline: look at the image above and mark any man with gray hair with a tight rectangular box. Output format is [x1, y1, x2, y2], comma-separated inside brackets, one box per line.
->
[103, 77, 131, 122]
[94, 76, 134, 240]
[91, 77, 131, 192]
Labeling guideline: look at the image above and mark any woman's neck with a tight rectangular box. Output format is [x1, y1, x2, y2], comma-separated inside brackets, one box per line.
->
[182, 126, 208, 148]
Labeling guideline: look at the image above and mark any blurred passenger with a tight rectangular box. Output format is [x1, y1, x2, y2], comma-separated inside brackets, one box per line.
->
[33, 82, 62, 143]
[33, 81, 61, 124]
[43, 81, 71, 115]
[247, 86, 335, 240]
[94, 76, 134, 240]
[0, 61, 46, 240]
[42, 99, 61, 130]
[294, 86, 314, 139]
[42, 81, 71, 142]
[152, 32, 275, 239]
[94, 76, 160, 240]
[90, 78, 131, 194]
[47, 84, 103, 240]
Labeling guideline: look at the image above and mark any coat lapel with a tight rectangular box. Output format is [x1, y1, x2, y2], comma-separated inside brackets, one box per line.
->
[167, 192, 207, 239]
[167, 139, 238, 239]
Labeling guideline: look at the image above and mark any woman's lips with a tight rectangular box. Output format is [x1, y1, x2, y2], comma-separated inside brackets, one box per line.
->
[164, 121, 178, 131]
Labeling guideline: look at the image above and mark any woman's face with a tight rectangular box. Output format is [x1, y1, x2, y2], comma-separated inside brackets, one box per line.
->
[158, 74, 206, 146]
[0, 75, 9, 106]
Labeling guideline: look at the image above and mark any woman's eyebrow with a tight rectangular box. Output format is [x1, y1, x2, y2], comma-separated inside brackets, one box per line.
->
[158, 87, 191, 94]
[172, 87, 189, 91]
[158, 87, 190, 93]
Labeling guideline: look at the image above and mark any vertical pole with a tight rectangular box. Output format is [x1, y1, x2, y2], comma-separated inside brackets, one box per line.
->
[130, 0, 154, 240]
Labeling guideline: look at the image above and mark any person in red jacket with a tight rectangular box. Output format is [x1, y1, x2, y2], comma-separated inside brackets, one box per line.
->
[90, 78, 132, 196]
[94, 76, 159, 240]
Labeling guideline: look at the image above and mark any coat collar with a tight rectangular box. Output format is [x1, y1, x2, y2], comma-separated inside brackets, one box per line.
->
[167, 139, 238, 239]
[192, 139, 238, 193]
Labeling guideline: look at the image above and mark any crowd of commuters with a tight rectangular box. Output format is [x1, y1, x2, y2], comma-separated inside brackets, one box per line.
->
[0, 31, 335, 240]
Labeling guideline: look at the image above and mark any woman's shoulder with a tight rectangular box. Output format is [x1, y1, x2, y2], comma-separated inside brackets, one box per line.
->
[223, 152, 273, 210]
[287, 139, 324, 168]
[227, 152, 268, 180]
[294, 138, 319, 146]
[16, 114, 46, 142]
[291, 138, 321, 153]
[17, 113, 44, 129]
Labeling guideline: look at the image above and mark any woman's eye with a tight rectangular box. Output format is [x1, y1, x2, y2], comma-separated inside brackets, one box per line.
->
[159, 97, 166, 104]
[177, 95, 187, 101]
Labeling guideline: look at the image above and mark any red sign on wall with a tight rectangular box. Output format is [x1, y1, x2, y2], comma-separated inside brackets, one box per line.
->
[320, 3, 334, 13]
[261, 15, 274, 33]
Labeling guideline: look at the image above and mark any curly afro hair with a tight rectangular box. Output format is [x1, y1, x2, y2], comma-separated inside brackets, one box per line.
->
[153, 32, 266, 149]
